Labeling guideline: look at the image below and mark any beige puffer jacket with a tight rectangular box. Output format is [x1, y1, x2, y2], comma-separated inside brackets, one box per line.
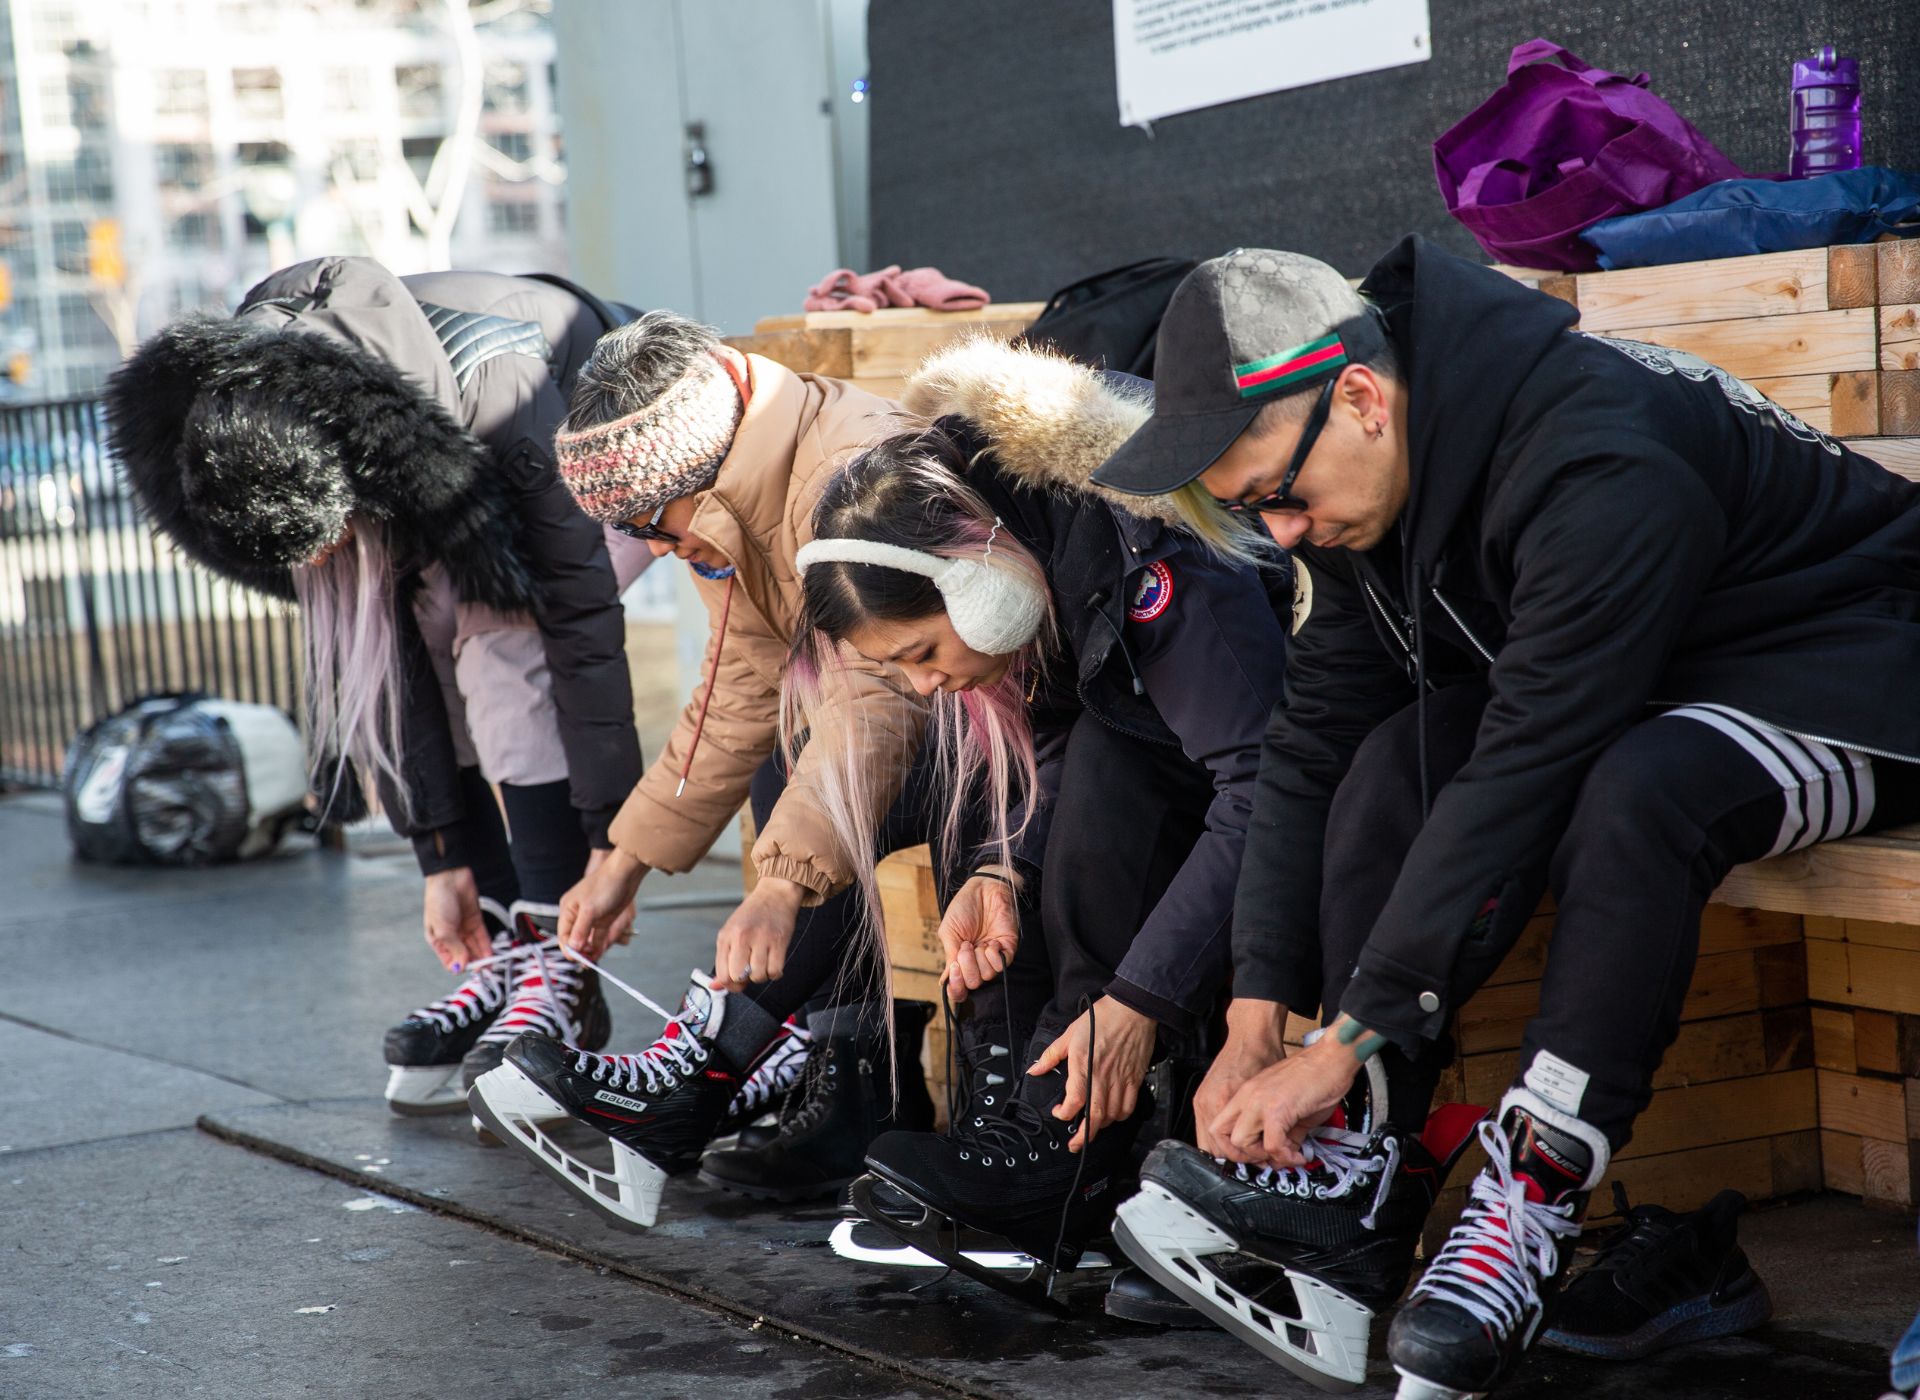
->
[606, 354, 920, 900]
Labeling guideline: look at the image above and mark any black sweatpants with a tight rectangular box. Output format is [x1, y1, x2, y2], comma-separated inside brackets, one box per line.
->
[1319, 683, 1920, 1150]
[1036, 714, 1218, 1047]
[744, 748, 1054, 1030]
[459, 767, 591, 907]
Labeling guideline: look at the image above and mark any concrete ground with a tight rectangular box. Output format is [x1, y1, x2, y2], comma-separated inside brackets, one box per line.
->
[2, 788, 1914, 1398]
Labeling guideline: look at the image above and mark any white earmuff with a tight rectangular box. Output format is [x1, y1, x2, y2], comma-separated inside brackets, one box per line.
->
[795, 532, 1047, 656]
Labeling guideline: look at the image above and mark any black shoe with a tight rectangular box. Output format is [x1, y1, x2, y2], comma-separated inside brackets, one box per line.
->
[1389, 1088, 1609, 1400]
[856, 1023, 1147, 1314]
[458, 900, 612, 1099]
[383, 898, 515, 1114]
[699, 1001, 936, 1203]
[715, 1013, 813, 1147]
[1104, 1265, 1209, 1328]
[1112, 1102, 1487, 1390]
[1541, 1185, 1772, 1360]
[467, 971, 777, 1230]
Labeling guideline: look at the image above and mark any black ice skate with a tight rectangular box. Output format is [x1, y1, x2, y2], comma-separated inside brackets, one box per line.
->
[1389, 1086, 1609, 1400]
[467, 969, 777, 1230]
[699, 1001, 935, 1203]
[382, 897, 515, 1113]
[829, 1173, 1115, 1271]
[714, 1013, 813, 1150]
[1112, 1098, 1488, 1392]
[458, 900, 612, 1110]
[853, 1022, 1146, 1315]
[1541, 1185, 1772, 1360]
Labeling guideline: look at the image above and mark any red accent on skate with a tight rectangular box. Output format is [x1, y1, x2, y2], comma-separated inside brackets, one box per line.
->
[1421, 1102, 1491, 1169]
[703, 1070, 735, 1083]
[1325, 1105, 1348, 1131]
[1459, 1214, 1516, 1281]
[587, 1106, 640, 1124]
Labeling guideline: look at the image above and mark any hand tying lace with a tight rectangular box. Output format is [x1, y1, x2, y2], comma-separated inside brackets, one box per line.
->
[1228, 1124, 1387, 1201]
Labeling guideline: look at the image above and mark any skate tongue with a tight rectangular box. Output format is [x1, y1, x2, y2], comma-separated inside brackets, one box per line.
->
[509, 900, 562, 944]
[682, 970, 727, 1041]
[1505, 1105, 1593, 1206]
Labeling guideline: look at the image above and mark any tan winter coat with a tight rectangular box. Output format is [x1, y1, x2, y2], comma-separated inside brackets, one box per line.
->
[606, 354, 918, 899]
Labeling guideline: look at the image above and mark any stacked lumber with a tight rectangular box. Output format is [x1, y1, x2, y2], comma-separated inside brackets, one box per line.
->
[1504, 241, 1920, 475]
[724, 302, 1045, 405]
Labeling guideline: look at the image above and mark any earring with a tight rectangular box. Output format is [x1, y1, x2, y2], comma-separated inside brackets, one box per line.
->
[1369, 420, 1386, 440]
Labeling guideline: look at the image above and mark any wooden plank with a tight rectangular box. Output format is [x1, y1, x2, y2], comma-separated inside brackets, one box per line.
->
[1822, 1127, 1865, 1195]
[1770, 1128, 1824, 1195]
[755, 303, 1044, 334]
[1829, 370, 1883, 437]
[1760, 1005, 1814, 1073]
[1621, 1068, 1816, 1161]
[849, 319, 1030, 380]
[1807, 941, 1920, 1015]
[1699, 905, 1806, 954]
[1860, 1136, 1913, 1208]
[1855, 1010, 1901, 1075]
[722, 327, 854, 379]
[1881, 371, 1920, 437]
[1881, 240, 1920, 307]
[1816, 1068, 1909, 1140]
[1595, 1137, 1776, 1220]
[1463, 1013, 1772, 1104]
[1812, 1005, 1859, 1072]
[1457, 950, 1763, 1054]
[1606, 308, 1879, 380]
[1881, 304, 1920, 373]
[1755, 942, 1808, 1007]
[1750, 373, 1835, 433]
[1852, 437, 1920, 482]
[1573, 249, 1829, 333]
[1838, 918, 1920, 952]
[878, 845, 944, 975]
[1483, 914, 1554, 986]
[1712, 826, 1920, 921]
[1827, 244, 1879, 309]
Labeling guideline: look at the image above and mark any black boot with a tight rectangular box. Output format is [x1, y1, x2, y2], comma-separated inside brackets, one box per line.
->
[698, 1001, 936, 1202]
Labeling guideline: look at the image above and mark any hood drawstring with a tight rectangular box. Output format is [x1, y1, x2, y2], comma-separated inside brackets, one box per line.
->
[1409, 540, 1432, 819]
[677, 572, 735, 797]
[1085, 591, 1146, 696]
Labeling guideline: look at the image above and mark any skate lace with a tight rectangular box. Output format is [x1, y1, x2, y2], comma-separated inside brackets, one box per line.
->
[479, 938, 594, 1045]
[575, 1021, 708, 1097]
[407, 933, 521, 1031]
[1410, 1118, 1582, 1338]
[1230, 1125, 1388, 1201]
[726, 1018, 813, 1122]
[778, 1040, 844, 1135]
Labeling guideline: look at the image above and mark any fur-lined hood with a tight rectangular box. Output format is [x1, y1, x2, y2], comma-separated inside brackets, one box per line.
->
[103, 257, 532, 608]
[899, 337, 1183, 527]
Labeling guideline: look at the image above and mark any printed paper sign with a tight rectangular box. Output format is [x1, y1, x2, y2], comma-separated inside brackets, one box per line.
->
[1114, 0, 1432, 126]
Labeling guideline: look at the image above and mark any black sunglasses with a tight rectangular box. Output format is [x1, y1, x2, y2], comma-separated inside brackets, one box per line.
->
[611, 502, 678, 544]
[1214, 376, 1337, 518]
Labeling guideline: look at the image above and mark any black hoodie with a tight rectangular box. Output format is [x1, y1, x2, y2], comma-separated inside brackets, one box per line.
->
[1234, 236, 1920, 1052]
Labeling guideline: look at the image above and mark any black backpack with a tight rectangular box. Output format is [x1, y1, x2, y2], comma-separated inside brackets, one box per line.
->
[1016, 256, 1199, 380]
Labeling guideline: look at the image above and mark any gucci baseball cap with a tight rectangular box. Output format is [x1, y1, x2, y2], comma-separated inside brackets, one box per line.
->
[1092, 248, 1384, 497]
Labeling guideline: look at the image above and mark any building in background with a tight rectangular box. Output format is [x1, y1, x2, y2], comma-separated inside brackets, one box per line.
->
[0, 0, 568, 399]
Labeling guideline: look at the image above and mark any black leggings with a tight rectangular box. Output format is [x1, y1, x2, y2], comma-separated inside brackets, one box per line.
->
[743, 749, 1055, 1028]
[1319, 684, 1920, 1149]
[457, 766, 591, 907]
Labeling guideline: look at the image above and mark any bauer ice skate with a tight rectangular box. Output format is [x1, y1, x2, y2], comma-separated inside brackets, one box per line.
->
[383, 897, 515, 1113]
[1389, 1087, 1609, 1400]
[468, 968, 778, 1229]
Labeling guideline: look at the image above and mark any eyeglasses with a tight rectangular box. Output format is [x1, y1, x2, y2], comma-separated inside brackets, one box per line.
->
[611, 502, 678, 544]
[1214, 377, 1336, 518]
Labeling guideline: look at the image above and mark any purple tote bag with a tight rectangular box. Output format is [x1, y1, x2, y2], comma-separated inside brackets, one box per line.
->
[1434, 40, 1746, 272]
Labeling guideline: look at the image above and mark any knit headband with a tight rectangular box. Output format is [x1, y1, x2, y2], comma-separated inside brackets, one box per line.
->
[555, 355, 745, 523]
[795, 528, 1047, 656]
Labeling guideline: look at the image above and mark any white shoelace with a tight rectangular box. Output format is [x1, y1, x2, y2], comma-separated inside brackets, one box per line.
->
[477, 939, 595, 1046]
[728, 1020, 814, 1119]
[575, 1022, 710, 1096]
[1227, 1125, 1388, 1201]
[1410, 1118, 1583, 1337]
[405, 934, 532, 1032]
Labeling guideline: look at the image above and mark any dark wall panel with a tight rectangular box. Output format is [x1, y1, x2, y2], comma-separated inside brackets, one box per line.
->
[869, 1, 1917, 296]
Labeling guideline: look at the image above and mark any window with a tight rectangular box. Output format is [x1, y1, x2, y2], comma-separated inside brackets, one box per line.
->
[486, 129, 531, 163]
[487, 199, 537, 235]
[324, 67, 369, 113]
[232, 67, 283, 121]
[67, 73, 109, 130]
[482, 61, 528, 115]
[51, 220, 89, 274]
[167, 212, 219, 250]
[331, 139, 379, 183]
[394, 64, 442, 120]
[42, 146, 112, 202]
[401, 135, 440, 184]
[155, 69, 208, 118]
[56, 293, 116, 353]
[237, 140, 291, 167]
[155, 142, 213, 191]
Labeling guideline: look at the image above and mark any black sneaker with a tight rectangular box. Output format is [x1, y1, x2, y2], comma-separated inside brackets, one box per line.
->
[1389, 1087, 1608, 1400]
[1541, 1185, 1772, 1360]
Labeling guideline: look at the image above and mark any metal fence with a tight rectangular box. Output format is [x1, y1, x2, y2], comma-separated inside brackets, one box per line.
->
[0, 396, 301, 789]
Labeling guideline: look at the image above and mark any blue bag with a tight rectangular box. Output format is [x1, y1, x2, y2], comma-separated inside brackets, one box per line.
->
[1581, 166, 1920, 270]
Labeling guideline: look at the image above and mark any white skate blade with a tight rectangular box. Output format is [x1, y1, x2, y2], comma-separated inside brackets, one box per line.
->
[469, 1064, 668, 1230]
[826, 1219, 1108, 1272]
[1115, 1183, 1371, 1393]
[383, 1064, 466, 1113]
[1392, 1372, 1480, 1400]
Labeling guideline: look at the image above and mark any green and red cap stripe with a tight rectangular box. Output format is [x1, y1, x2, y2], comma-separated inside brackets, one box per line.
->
[1233, 333, 1348, 398]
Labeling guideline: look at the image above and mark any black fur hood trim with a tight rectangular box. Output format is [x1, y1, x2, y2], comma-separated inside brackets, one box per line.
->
[104, 311, 533, 609]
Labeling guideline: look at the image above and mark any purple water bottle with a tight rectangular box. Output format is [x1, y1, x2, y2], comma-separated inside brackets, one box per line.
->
[1789, 46, 1862, 178]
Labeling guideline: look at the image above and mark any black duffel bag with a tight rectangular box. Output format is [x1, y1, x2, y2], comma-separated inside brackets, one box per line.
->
[1015, 256, 1198, 379]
